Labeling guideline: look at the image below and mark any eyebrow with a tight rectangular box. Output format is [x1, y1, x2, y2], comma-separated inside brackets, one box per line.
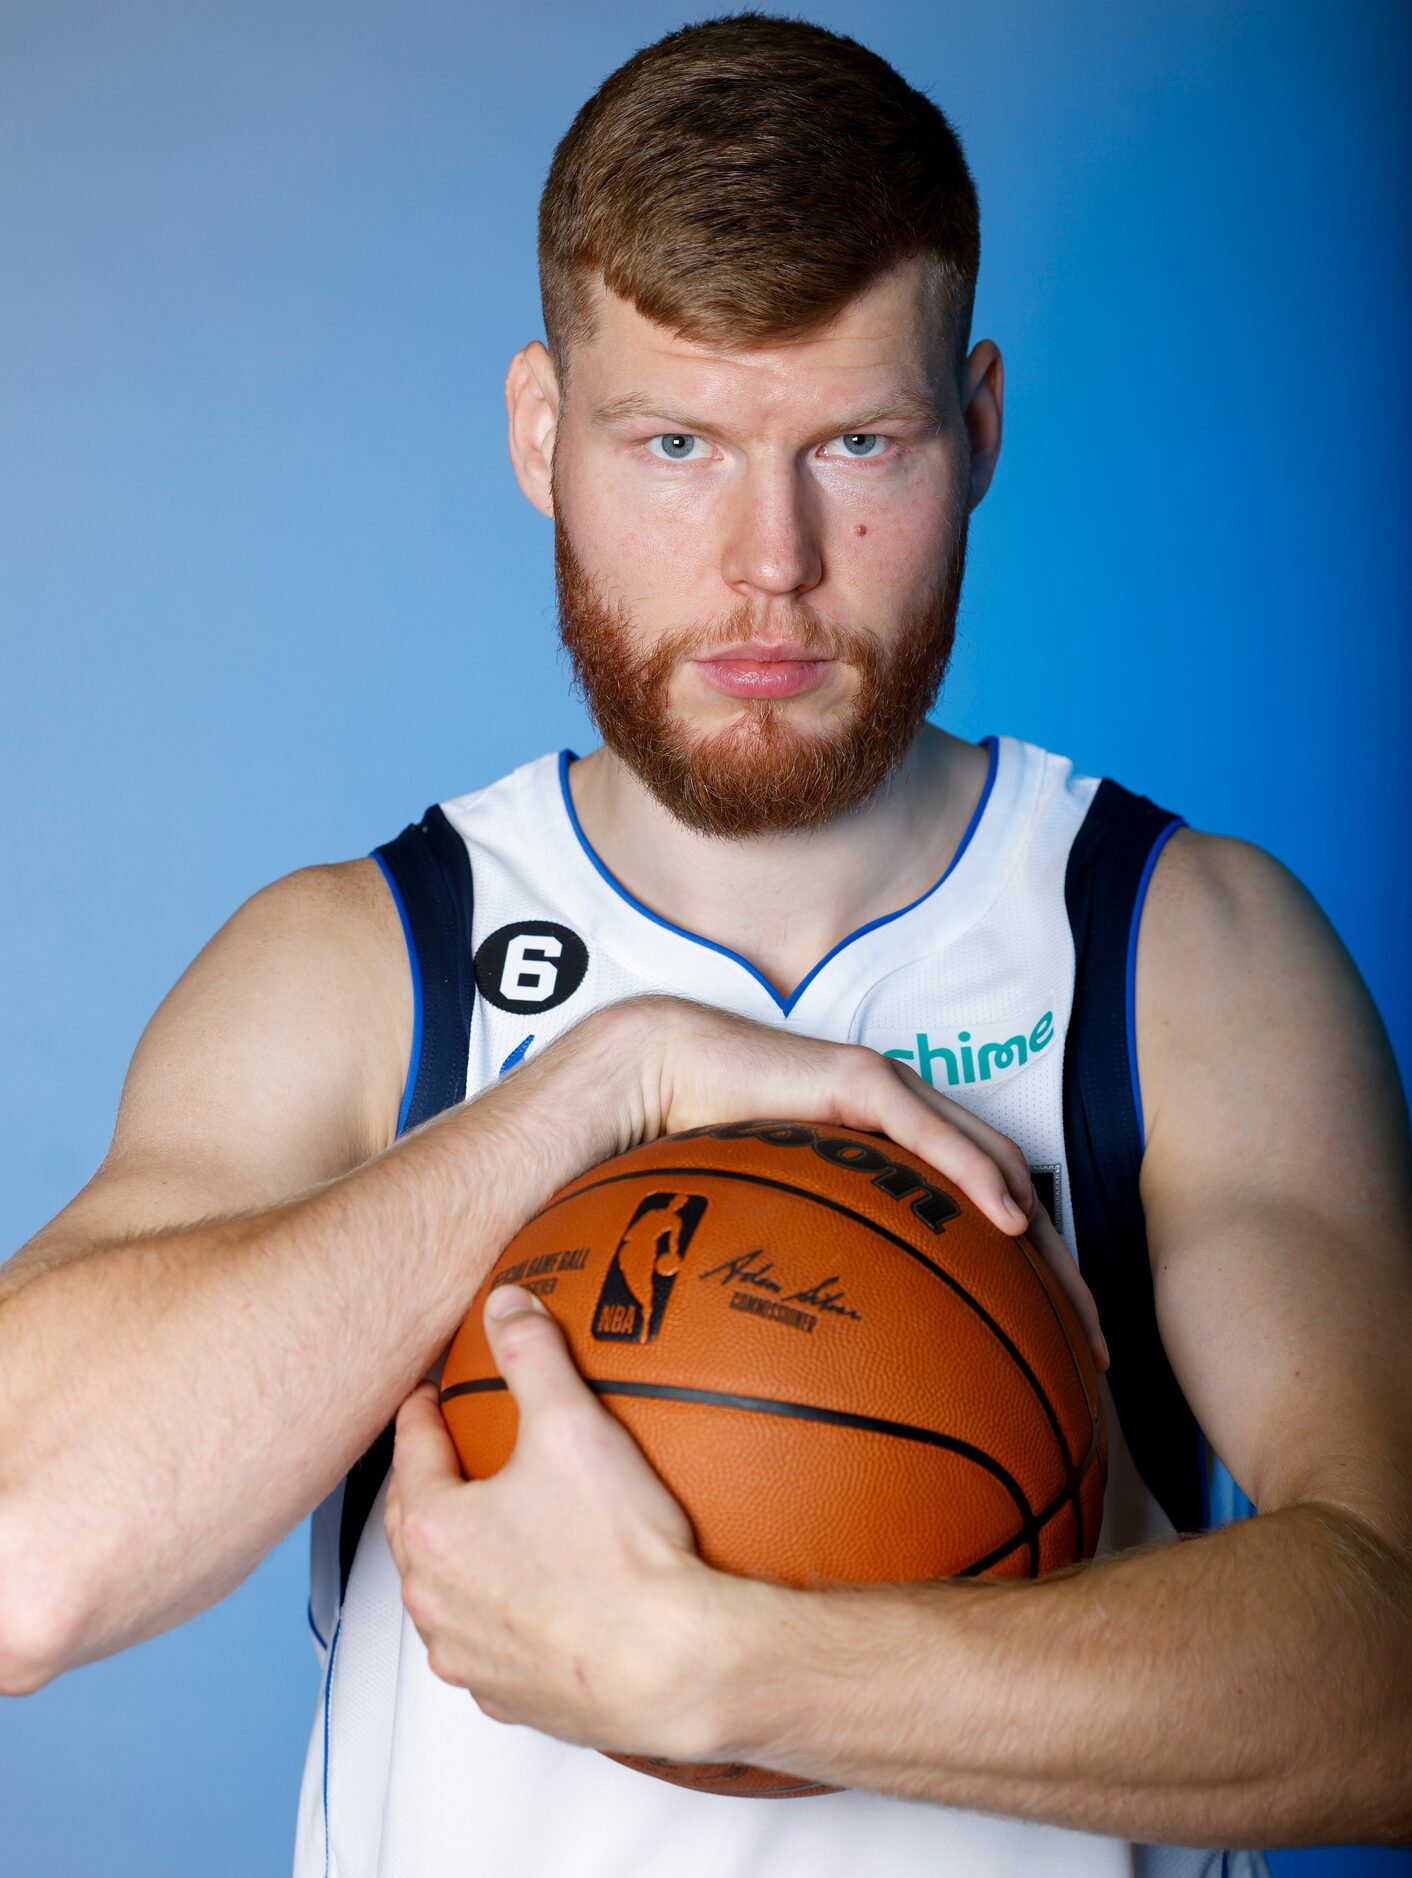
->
[588, 386, 945, 433]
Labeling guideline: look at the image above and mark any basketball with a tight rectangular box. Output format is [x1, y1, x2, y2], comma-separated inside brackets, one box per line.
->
[440, 1119, 1107, 1797]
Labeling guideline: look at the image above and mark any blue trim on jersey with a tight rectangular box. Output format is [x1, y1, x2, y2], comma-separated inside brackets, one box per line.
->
[306, 1597, 328, 1652]
[321, 1613, 342, 1878]
[371, 849, 424, 1138]
[556, 735, 1001, 1018]
[499, 1033, 534, 1074]
[1124, 815, 1185, 1152]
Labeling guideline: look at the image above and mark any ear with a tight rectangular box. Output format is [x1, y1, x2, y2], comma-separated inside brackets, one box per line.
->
[961, 339, 1004, 509]
[505, 341, 560, 519]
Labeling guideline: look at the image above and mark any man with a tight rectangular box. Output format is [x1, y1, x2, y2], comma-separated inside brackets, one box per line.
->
[1, 14, 1408, 1878]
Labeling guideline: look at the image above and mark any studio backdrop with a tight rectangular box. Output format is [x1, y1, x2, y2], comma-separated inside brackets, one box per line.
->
[1, 2, 1407, 1874]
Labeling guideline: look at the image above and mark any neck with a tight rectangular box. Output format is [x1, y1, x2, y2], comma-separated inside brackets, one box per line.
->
[564, 723, 992, 1001]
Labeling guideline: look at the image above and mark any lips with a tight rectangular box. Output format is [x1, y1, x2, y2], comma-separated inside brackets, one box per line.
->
[698, 639, 824, 663]
[692, 642, 835, 700]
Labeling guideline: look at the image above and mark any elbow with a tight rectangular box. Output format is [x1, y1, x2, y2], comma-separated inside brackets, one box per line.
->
[0, 1500, 85, 1696]
[0, 1608, 71, 1698]
[0, 1634, 62, 1698]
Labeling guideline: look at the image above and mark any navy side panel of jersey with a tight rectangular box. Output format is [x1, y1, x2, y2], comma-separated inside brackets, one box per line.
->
[378, 804, 478, 1135]
[1063, 778, 1202, 1536]
[336, 806, 477, 1601]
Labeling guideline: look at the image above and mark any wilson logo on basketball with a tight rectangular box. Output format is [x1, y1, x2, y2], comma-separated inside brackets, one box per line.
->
[592, 1191, 709, 1343]
[672, 1120, 962, 1234]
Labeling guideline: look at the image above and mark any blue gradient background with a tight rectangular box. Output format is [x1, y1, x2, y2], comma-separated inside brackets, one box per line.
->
[1, 3, 1407, 1872]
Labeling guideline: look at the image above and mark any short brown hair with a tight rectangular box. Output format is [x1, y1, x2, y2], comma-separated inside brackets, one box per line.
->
[538, 12, 981, 394]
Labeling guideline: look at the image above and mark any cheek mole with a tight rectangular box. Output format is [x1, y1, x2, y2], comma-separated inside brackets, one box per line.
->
[854, 523, 867, 537]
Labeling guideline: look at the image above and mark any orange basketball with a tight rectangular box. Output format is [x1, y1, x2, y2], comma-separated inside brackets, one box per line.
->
[440, 1119, 1106, 1797]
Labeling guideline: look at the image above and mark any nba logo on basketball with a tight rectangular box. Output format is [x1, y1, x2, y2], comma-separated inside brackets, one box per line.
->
[593, 1192, 708, 1343]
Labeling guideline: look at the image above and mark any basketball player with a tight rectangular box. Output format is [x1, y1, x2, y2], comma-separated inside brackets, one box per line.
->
[1, 16, 1408, 1878]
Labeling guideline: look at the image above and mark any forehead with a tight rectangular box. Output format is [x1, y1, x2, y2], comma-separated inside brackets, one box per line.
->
[567, 256, 948, 427]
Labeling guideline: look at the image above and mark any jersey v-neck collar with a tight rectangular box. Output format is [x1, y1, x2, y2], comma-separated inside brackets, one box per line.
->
[551, 735, 1004, 1019]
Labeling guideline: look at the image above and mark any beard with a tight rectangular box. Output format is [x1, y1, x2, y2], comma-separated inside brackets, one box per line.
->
[552, 480, 970, 840]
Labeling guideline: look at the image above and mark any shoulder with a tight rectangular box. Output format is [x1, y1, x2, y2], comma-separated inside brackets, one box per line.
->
[185, 856, 409, 1047]
[235, 854, 404, 955]
[1137, 826, 1353, 1022]
[1143, 823, 1306, 916]
[115, 854, 415, 1186]
[1133, 826, 1404, 1175]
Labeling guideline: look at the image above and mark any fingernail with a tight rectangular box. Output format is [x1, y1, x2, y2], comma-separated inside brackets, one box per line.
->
[1095, 1330, 1111, 1371]
[485, 1284, 546, 1322]
[1001, 1193, 1028, 1225]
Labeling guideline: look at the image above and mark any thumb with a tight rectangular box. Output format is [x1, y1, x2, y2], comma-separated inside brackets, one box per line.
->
[483, 1285, 593, 1424]
[392, 1378, 464, 1498]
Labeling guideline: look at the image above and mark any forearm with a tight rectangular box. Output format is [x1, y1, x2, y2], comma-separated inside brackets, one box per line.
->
[0, 1011, 628, 1688]
[711, 1502, 1412, 1845]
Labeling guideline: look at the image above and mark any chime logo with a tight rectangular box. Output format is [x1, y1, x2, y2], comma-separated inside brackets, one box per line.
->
[876, 1009, 1055, 1090]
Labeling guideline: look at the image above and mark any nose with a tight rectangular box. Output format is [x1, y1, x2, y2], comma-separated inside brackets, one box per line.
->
[719, 457, 824, 603]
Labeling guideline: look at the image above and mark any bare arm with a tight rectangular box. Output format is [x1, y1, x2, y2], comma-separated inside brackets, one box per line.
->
[0, 860, 627, 1692]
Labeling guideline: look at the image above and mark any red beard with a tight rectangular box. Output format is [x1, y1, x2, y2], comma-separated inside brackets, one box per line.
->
[552, 491, 969, 839]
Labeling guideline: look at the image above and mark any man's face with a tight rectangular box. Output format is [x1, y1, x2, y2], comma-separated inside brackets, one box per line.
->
[546, 256, 975, 837]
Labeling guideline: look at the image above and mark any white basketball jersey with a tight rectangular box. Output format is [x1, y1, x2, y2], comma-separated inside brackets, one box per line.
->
[293, 734, 1268, 1878]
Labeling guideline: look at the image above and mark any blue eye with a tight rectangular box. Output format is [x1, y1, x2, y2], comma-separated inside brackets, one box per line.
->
[829, 432, 886, 459]
[649, 433, 703, 461]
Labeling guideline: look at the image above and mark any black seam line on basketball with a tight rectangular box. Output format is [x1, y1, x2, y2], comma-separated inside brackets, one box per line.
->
[1006, 1232, 1094, 1556]
[531, 1163, 1072, 1468]
[1006, 1231, 1111, 1554]
[956, 1461, 1097, 1578]
[1009, 1228, 1099, 1475]
[443, 1373, 1092, 1512]
[441, 1375, 1041, 1570]
[440, 1370, 1082, 1583]
[946, 1429, 1098, 1579]
[442, 1377, 1100, 1582]
[440, 1372, 1096, 1517]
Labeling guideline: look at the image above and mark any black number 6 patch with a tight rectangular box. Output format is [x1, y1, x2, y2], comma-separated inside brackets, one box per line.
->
[473, 921, 589, 1014]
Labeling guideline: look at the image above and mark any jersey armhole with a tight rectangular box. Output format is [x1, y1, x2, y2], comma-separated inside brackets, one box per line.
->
[1124, 815, 1186, 1153]
[370, 851, 425, 1138]
[1064, 780, 1204, 1534]
[335, 805, 478, 1603]
[368, 805, 476, 1135]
